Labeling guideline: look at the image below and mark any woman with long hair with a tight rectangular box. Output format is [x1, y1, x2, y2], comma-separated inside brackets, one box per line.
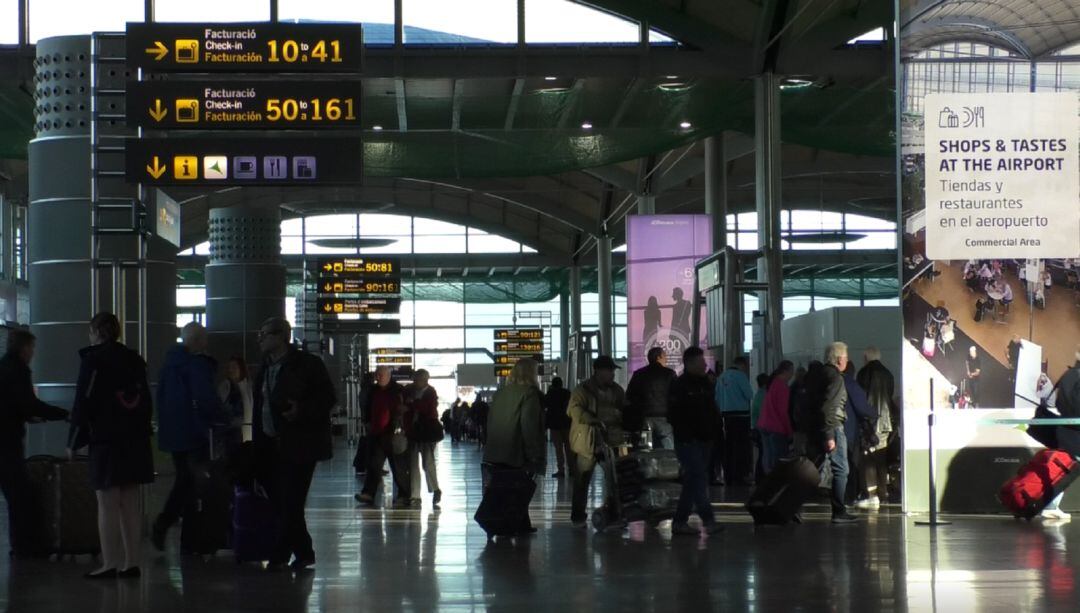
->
[67, 312, 154, 579]
[218, 355, 254, 446]
[756, 360, 796, 474]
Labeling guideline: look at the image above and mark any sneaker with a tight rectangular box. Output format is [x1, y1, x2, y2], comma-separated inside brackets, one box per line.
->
[410, 498, 423, 508]
[671, 522, 700, 536]
[1040, 508, 1072, 521]
[432, 490, 442, 507]
[393, 498, 413, 509]
[570, 516, 588, 529]
[354, 493, 375, 506]
[831, 512, 859, 524]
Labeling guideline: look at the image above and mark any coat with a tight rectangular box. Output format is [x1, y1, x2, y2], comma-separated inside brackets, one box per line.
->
[568, 377, 626, 452]
[856, 360, 895, 450]
[626, 362, 677, 419]
[667, 372, 716, 443]
[1054, 362, 1080, 457]
[67, 341, 155, 490]
[253, 348, 336, 465]
[156, 345, 225, 453]
[543, 386, 572, 431]
[757, 377, 793, 437]
[715, 368, 754, 414]
[843, 372, 877, 448]
[0, 352, 68, 454]
[483, 382, 545, 473]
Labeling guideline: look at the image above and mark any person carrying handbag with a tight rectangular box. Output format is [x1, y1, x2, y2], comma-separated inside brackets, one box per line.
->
[354, 367, 412, 508]
[568, 356, 626, 529]
[404, 370, 443, 508]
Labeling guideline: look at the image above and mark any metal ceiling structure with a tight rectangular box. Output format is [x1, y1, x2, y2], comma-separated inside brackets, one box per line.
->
[902, 0, 1080, 58]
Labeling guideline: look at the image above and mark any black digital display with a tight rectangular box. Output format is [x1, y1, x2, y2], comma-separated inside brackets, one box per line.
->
[316, 257, 399, 277]
[317, 297, 401, 316]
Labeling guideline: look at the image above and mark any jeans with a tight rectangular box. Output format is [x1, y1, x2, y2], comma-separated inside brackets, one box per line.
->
[674, 441, 715, 526]
[760, 431, 791, 475]
[274, 459, 317, 564]
[408, 441, 440, 496]
[550, 429, 572, 474]
[827, 427, 850, 516]
[722, 413, 753, 484]
[0, 448, 38, 554]
[158, 448, 209, 529]
[572, 452, 615, 521]
[646, 418, 675, 450]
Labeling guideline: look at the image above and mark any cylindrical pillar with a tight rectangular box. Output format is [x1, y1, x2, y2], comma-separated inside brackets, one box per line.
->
[29, 36, 175, 454]
[569, 263, 582, 339]
[205, 207, 285, 369]
[597, 236, 613, 356]
[559, 284, 570, 367]
[754, 73, 784, 371]
[704, 134, 727, 251]
[636, 195, 655, 215]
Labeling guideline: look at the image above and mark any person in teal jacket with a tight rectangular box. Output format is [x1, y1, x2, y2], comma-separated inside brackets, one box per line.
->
[713, 356, 755, 485]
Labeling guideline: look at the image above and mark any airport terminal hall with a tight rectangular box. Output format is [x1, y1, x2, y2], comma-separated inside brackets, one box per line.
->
[2, 0, 1080, 611]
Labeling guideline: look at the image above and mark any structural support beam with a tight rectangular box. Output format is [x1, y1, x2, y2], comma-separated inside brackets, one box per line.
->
[754, 73, 784, 371]
[596, 235, 614, 357]
[395, 79, 408, 132]
[569, 264, 583, 351]
[556, 79, 585, 130]
[559, 284, 570, 365]
[451, 79, 464, 131]
[704, 134, 727, 250]
[503, 78, 525, 131]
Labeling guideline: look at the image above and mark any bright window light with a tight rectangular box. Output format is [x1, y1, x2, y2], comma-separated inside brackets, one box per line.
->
[848, 27, 885, 44]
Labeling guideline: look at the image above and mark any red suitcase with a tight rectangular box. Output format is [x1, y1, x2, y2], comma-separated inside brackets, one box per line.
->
[999, 450, 1079, 519]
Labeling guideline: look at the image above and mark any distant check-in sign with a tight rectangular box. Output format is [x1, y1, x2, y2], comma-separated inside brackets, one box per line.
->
[126, 23, 364, 73]
[318, 278, 400, 295]
[317, 257, 399, 277]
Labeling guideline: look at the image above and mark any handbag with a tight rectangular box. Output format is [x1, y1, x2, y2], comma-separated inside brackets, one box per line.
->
[1027, 382, 1062, 449]
[386, 420, 409, 456]
[410, 411, 445, 444]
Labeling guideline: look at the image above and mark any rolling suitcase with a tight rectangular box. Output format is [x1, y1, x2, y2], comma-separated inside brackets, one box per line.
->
[999, 449, 1079, 519]
[25, 456, 100, 556]
[746, 456, 820, 525]
[232, 483, 276, 563]
[180, 457, 233, 556]
[474, 465, 536, 538]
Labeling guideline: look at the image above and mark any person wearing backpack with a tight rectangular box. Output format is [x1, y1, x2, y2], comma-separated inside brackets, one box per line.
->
[568, 356, 626, 529]
[67, 312, 155, 579]
[151, 322, 227, 553]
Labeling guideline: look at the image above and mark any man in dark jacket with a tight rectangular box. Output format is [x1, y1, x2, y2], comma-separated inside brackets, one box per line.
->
[151, 322, 226, 551]
[252, 318, 336, 571]
[355, 366, 411, 507]
[0, 330, 69, 557]
[1043, 348, 1080, 520]
[843, 364, 877, 507]
[668, 347, 722, 536]
[543, 377, 573, 478]
[811, 342, 856, 523]
[626, 347, 677, 450]
[856, 348, 895, 507]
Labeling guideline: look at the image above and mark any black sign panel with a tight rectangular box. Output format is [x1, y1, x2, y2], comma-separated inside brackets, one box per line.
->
[318, 298, 401, 316]
[495, 341, 545, 355]
[127, 81, 362, 130]
[317, 278, 400, 295]
[494, 329, 543, 341]
[375, 356, 414, 365]
[495, 354, 544, 365]
[126, 23, 364, 73]
[320, 319, 401, 334]
[316, 257, 399, 277]
[126, 137, 362, 185]
[372, 347, 412, 356]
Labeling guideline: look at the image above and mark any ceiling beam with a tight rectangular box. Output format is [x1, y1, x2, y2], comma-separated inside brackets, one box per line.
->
[395, 79, 408, 131]
[609, 77, 643, 129]
[556, 79, 585, 130]
[503, 78, 524, 131]
[451, 79, 464, 131]
[584, 165, 638, 194]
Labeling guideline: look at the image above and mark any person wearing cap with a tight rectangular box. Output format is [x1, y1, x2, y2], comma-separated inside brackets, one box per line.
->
[567, 355, 626, 528]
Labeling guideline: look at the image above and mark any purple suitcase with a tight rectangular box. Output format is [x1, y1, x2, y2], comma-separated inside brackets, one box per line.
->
[232, 484, 276, 563]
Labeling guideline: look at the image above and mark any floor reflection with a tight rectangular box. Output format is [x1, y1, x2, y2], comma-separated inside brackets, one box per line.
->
[0, 441, 1077, 611]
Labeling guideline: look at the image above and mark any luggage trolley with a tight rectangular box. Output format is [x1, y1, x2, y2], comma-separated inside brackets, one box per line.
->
[590, 434, 682, 532]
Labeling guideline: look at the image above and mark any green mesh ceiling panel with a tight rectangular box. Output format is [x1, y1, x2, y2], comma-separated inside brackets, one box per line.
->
[0, 83, 33, 159]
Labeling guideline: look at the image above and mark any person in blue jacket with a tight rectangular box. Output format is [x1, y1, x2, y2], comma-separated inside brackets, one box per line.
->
[842, 361, 877, 508]
[151, 322, 226, 551]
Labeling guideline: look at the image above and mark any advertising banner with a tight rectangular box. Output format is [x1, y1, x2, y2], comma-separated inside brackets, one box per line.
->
[626, 215, 713, 374]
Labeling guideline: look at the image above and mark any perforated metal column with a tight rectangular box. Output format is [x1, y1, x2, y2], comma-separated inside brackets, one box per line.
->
[28, 35, 175, 454]
[205, 206, 286, 369]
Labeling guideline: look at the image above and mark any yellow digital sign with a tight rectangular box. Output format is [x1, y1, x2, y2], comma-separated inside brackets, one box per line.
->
[318, 257, 399, 277]
[494, 329, 543, 341]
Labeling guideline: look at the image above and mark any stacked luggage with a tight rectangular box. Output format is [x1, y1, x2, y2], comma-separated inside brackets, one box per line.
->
[24, 456, 100, 558]
[594, 448, 682, 530]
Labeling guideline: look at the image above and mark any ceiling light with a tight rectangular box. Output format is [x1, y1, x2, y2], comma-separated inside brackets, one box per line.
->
[665, 75, 679, 79]
[544, 76, 558, 81]
[581, 122, 593, 129]
[679, 121, 692, 129]
[658, 81, 690, 91]
[372, 125, 383, 131]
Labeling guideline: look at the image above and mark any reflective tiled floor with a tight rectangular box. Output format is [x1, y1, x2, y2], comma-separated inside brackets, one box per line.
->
[3, 441, 1080, 611]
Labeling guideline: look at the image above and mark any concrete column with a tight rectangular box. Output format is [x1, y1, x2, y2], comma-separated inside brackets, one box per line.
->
[569, 263, 582, 343]
[704, 134, 727, 250]
[636, 195, 655, 215]
[205, 206, 285, 369]
[28, 36, 175, 454]
[597, 236, 613, 356]
[754, 73, 784, 371]
[559, 284, 570, 365]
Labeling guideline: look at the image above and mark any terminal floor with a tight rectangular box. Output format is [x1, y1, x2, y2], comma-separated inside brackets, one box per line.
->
[4, 441, 1080, 612]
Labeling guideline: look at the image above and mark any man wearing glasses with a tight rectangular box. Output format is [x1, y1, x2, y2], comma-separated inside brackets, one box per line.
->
[253, 318, 336, 571]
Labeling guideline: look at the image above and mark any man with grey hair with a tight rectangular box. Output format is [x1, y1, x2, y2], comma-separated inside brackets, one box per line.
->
[152, 322, 227, 551]
[812, 341, 857, 523]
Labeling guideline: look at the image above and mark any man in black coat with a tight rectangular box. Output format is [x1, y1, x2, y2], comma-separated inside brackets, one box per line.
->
[543, 377, 573, 478]
[252, 318, 336, 571]
[1042, 348, 1080, 520]
[667, 347, 723, 536]
[0, 330, 69, 556]
[626, 347, 677, 449]
[808, 342, 856, 524]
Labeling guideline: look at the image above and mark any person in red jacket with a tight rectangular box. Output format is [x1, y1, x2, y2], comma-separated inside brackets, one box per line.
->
[756, 360, 795, 474]
[404, 369, 443, 508]
[355, 367, 411, 507]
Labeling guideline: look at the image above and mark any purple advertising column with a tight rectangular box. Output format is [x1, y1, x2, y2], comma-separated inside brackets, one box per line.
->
[626, 215, 714, 374]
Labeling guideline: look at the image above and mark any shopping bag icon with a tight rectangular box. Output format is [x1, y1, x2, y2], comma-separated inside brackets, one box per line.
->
[938, 107, 959, 128]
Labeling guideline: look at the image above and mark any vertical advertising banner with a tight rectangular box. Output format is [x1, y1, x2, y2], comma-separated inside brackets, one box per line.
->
[626, 215, 713, 374]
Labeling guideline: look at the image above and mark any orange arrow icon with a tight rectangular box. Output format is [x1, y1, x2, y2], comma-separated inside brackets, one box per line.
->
[146, 156, 166, 179]
[323, 304, 332, 312]
[145, 41, 168, 61]
[323, 283, 333, 292]
[323, 263, 333, 271]
[148, 99, 167, 122]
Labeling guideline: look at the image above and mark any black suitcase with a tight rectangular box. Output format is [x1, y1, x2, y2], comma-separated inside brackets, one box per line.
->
[746, 456, 820, 525]
[474, 466, 536, 538]
[25, 456, 100, 556]
[180, 458, 233, 555]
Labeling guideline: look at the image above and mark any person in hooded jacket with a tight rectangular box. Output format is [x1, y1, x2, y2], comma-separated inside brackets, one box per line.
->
[0, 329, 69, 558]
[856, 347, 894, 508]
[151, 322, 226, 552]
[68, 313, 155, 579]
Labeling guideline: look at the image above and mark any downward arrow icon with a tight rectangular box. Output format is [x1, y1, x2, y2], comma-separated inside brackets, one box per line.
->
[148, 99, 167, 122]
[146, 156, 166, 179]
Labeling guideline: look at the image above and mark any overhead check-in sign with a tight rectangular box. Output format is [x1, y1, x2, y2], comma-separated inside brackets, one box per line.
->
[924, 93, 1080, 259]
[318, 278, 400, 295]
[126, 23, 364, 73]
[127, 81, 362, 130]
[317, 297, 402, 316]
[316, 257, 399, 277]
